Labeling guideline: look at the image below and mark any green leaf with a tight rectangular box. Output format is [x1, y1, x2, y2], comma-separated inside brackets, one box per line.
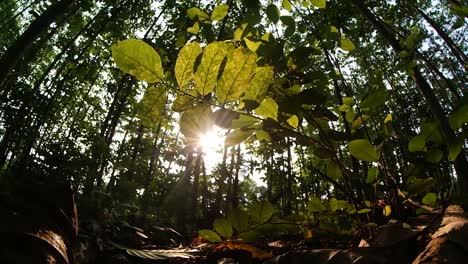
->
[342, 97, 354, 106]
[175, 42, 202, 90]
[250, 201, 275, 224]
[172, 90, 198, 112]
[255, 97, 278, 121]
[339, 104, 350, 112]
[287, 115, 299, 128]
[244, 66, 274, 103]
[231, 114, 259, 129]
[384, 114, 392, 123]
[187, 22, 200, 34]
[280, 16, 295, 27]
[345, 110, 356, 123]
[341, 38, 355, 51]
[358, 208, 371, 214]
[308, 196, 326, 212]
[256, 130, 271, 142]
[366, 167, 379, 184]
[217, 48, 256, 103]
[348, 139, 378, 162]
[282, 0, 292, 11]
[330, 198, 349, 212]
[187, 7, 209, 21]
[383, 205, 391, 216]
[449, 139, 463, 161]
[213, 218, 233, 238]
[449, 103, 468, 130]
[198, 229, 222, 242]
[112, 39, 163, 83]
[211, 4, 229, 21]
[311, 0, 326, 8]
[360, 89, 388, 109]
[225, 129, 254, 146]
[228, 209, 250, 232]
[408, 135, 427, 152]
[266, 4, 280, 24]
[244, 37, 262, 52]
[326, 161, 343, 180]
[194, 41, 228, 96]
[179, 104, 213, 143]
[137, 86, 166, 127]
[422, 193, 437, 205]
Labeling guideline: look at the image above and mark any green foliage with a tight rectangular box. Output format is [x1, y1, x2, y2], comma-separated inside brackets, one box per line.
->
[211, 4, 229, 21]
[194, 41, 228, 95]
[213, 218, 233, 238]
[179, 105, 214, 143]
[198, 229, 222, 242]
[175, 42, 202, 90]
[254, 97, 279, 121]
[348, 139, 379, 162]
[112, 39, 163, 83]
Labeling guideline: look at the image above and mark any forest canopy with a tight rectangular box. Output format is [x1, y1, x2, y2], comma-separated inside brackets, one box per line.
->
[0, 0, 467, 262]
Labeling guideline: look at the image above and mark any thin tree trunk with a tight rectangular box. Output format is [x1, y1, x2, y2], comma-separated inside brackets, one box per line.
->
[0, 0, 77, 88]
[232, 145, 241, 209]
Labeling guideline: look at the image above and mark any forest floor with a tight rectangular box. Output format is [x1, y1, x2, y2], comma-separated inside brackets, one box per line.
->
[78, 205, 468, 264]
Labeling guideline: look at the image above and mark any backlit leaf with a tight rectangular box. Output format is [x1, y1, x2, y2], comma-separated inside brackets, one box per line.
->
[187, 7, 209, 21]
[342, 97, 354, 106]
[360, 89, 388, 109]
[172, 90, 198, 112]
[255, 97, 278, 121]
[137, 86, 166, 127]
[228, 209, 250, 232]
[112, 39, 163, 83]
[245, 37, 262, 52]
[422, 193, 436, 205]
[187, 22, 200, 34]
[225, 129, 254, 146]
[346, 110, 356, 123]
[211, 4, 229, 21]
[217, 48, 257, 103]
[358, 208, 371, 214]
[330, 198, 349, 212]
[250, 201, 275, 224]
[175, 42, 202, 90]
[198, 229, 222, 242]
[341, 38, 355, 51]
[308, 196, 326, 212]
[231, 114, 259, 129]
[256, 129, 271, 142]
[282, 0, 292, 11]
[383, 205, 391, 216]
[194, 41, 228, 95]
[348, 139, 378, 162]
[287, 115, 299, 128]
[179, 104, 213, 143]
[213, 218, 233, 238]
[384, 114, 392, 123]
[326, 161, 343, 180]
[244, 66, 274, 103]
[311, 0, 326, 8]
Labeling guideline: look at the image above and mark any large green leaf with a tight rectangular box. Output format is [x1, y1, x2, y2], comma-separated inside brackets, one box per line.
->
[137, 86, 166, 127]
[179, 105, 213, 143]
[175, 42, 202, 90]
[198, 229, 222, 242]
[326, 160, 343, 180]
[231, 114, 259, 129]
[266, 4, 280, 24]
[408, 135, 427, 152]
[422, 193, 436, 205]
[211, 4, 229, 21]
[244, 66, 274, 103]
[217, 48, 256, 103]
[250, 201, 275, 224]
[308, 196, 326, 212]
[228, 209, 250, 232]
[348, 139, 378, 162]
[172, 90, 198, 112]
[341, 38, 355, 51]
[225, 129, 254, 146]
[112, 39, 163, 83]
[194, 41, 228, 96]
[330, 198, 350, 213]
[366, 167, 380, 184]
[254, 97, 278, 121]
[213, 218, 233, 238]
[360, 89, 388, 109]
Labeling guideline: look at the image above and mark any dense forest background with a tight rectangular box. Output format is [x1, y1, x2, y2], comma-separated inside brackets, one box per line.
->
[0, 0, 467, 260]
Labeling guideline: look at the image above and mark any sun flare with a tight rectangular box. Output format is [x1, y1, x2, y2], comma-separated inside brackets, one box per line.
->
[198, 129, 225, 152]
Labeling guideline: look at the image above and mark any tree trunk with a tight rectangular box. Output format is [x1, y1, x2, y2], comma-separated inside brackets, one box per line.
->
[0, 0, 78, 88]
[232, 145, 241, 209]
